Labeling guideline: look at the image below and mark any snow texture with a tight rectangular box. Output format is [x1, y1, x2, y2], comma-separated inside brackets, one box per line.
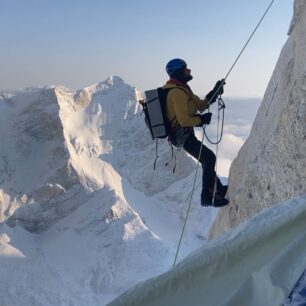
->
[1, 1, 306, 305]
[108, 196, 306, 306]
[0, 76, 219, 305]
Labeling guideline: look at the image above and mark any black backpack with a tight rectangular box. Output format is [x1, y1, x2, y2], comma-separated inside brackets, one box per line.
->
[139, 87, 172, 140]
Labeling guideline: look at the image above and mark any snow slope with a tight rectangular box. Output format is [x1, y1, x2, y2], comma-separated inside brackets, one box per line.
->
[0, 76, 220, 305]
[109, 195, 306, 306]
[0, 188, 174, 305]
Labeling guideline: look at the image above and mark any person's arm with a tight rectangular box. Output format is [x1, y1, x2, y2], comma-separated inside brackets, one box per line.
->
[168, 90, 202, 127]
[193, 94, 209, 112]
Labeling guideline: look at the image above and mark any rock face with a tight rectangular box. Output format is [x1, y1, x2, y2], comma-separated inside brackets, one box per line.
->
[210, 0, 306, 238]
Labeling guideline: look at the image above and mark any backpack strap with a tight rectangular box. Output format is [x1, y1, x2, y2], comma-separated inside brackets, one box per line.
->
[153, 138, 177, 173]
[165, 139, 176, 173]
[153, 139, 159, 170]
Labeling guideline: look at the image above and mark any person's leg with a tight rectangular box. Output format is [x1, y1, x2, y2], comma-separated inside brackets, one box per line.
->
[183, 132, 228, 207]
[183, 133, 216, 196]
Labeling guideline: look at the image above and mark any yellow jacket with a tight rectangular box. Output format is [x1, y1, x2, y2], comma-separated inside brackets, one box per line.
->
[163, 83, 209, 127]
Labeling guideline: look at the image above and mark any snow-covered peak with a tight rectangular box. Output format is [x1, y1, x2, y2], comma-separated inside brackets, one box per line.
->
[0, 73, 205, 240]
[101, 75, 125, 87]
[0, 74, 215, 304]
[83, 75, 127, 96]
[0, 76, 141, 229]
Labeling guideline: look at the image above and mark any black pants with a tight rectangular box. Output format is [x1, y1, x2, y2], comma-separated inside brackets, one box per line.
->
[183, 131, 222, 199]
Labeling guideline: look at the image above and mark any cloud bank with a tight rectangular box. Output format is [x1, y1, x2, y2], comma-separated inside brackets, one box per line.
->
[195, 97, 261, 177]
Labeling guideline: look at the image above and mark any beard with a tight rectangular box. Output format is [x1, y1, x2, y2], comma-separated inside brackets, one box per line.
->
[171, 69, 193, 83]
[184, 74, 193, 82]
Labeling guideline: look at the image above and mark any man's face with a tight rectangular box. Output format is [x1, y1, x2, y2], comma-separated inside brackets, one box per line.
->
[184, 66, 193, 82]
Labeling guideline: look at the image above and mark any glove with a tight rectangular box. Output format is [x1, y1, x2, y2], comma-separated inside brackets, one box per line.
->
[206, 79, 225, 104]
[196, 112, 212, 126]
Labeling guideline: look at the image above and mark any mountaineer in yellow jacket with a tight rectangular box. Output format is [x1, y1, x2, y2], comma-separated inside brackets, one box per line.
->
[164, 58, 229, 207]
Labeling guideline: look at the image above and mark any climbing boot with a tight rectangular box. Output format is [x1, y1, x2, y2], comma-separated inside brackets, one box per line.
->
[201, 189, 229, 207]
[217, 185, 228, 198]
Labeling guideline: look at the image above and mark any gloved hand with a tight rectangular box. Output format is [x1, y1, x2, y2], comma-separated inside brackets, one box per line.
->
[196, 112, 212, 126]
[206, 79, 225, 104]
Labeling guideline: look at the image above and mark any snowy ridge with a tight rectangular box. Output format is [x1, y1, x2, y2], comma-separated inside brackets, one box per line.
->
[0, 75, 219, 305]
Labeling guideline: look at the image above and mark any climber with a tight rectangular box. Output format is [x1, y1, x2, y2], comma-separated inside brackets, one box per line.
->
[163, 58, 229, 207]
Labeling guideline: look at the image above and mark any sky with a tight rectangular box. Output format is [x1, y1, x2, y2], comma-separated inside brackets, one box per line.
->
[0, 0, 293, 97]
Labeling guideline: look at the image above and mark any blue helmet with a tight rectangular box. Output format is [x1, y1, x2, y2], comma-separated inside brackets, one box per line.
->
[166, 58, 187, 76]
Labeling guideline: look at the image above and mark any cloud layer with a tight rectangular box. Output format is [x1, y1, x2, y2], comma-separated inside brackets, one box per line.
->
[195, 97, 261, 177]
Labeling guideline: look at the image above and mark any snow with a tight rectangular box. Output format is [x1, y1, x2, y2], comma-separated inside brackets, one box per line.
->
[0, 77, 304, 305]
[0, 75, 228, 305]
[1, 1, 306, 304]
[109, 195, 306, 306]
[1, 75, 304, 305]
[0, 188, 173, 305]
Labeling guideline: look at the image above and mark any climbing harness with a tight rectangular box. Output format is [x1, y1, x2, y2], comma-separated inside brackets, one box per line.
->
[173, 0, 277, 267]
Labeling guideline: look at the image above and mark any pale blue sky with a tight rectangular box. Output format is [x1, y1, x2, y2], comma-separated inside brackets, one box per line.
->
[0, 0, 293, 97]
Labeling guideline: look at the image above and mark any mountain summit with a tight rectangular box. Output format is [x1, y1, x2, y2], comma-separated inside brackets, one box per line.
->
[0, 75, 215, 305]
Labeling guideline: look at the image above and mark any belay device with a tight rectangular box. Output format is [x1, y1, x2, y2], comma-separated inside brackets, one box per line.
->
[139, 88, 170, 140]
